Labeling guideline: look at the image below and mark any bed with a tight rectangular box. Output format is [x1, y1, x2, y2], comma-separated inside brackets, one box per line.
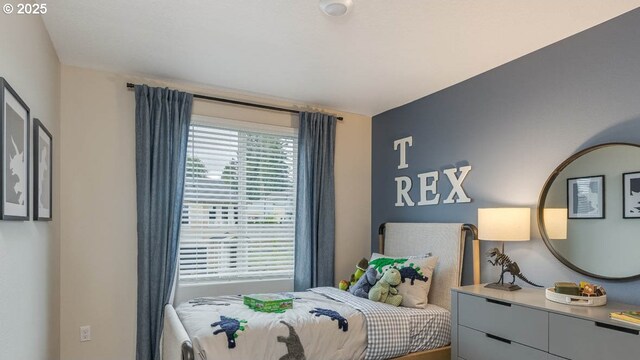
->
[162, 222, 477, 360]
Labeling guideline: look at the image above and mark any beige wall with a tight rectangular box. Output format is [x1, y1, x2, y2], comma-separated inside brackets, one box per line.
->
[0, 14, 61, 360]
[60, 65, 371, 360]
[59, 67, 138, 360]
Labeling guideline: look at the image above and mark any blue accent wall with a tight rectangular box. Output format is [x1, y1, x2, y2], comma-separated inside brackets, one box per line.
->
[372, 8, 640, 305]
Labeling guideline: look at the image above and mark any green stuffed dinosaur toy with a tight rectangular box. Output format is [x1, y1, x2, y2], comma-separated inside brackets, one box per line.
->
[339, 257, 369, 291]
[350, 258, 369, 287]
[368, 268, 403, 306]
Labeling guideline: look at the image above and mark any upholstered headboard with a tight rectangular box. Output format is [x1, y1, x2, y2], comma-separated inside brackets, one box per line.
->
[379, 223, 474, 311]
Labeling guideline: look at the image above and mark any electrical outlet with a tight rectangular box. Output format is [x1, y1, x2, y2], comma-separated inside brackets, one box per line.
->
[80, 326, 91, 342]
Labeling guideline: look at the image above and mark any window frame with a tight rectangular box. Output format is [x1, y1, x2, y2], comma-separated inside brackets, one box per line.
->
[178, 114, 298, 285]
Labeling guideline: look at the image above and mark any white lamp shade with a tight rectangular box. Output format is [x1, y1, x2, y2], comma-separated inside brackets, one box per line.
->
[543, 208, 568, 240]
[478, 208, 531, 241]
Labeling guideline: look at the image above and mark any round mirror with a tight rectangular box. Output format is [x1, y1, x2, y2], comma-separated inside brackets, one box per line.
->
[538, 143, 640, 280]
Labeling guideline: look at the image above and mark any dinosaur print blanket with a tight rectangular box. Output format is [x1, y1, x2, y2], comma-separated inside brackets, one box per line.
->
[175, 289, 366, 360]
[175, 287, 450, 360]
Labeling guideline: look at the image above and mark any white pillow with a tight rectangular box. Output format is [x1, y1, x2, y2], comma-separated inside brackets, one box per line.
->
[368, 253, 438, 309]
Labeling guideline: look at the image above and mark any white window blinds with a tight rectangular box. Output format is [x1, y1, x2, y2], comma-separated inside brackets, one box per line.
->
[179, 116, 298, 282]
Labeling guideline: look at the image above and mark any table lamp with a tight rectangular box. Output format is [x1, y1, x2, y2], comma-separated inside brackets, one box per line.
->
[478, 208, 531, 291]
[543, 208, 567, 240]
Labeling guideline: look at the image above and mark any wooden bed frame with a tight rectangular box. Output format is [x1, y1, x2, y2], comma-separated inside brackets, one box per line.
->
[380, 223, 478, 360]
[390, 346, 451, 360]
[163, 222, 479, 360]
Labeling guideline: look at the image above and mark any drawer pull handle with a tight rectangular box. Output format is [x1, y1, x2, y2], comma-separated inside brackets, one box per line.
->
[595, 321, 640, 335]
[486, 298, 512, 307]
[486, 333, 512, 344]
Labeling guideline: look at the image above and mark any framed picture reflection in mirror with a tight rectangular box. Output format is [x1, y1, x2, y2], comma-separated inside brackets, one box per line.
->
[623, 171, 640, 219]
[567, 175, 604, 219]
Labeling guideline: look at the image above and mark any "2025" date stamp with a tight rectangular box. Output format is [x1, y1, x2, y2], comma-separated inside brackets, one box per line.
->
[3, 3, 48, 15]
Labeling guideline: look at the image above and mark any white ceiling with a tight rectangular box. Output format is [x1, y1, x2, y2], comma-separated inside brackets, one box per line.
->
[42, 1, 640, 116]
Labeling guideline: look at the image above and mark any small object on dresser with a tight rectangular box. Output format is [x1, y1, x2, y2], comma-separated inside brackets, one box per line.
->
[610, 311, 640, 326]
[579, 281, 606, 297]
[243, 294, 293, 313]
[596, 287, 606, 296]
[545, 287, 607, 306]
[546, 282, 607, 306]
[554, 282, 580, 296]
[479, 208, 542, 291]
[485, 247, 543, 291]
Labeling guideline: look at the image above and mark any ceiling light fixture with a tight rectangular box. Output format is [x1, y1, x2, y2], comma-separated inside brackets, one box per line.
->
[319, 0, 353, 17]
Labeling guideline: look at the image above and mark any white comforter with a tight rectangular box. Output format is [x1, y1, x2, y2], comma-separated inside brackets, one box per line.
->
[176, 290, 367, 360]
[175, 287, 450, 360]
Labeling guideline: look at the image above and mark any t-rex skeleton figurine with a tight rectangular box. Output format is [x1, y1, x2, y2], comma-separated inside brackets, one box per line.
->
[486, 247, 542, 287]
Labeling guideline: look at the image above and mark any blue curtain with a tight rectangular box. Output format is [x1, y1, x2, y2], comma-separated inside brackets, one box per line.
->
[134, 85, 193, 360]
[294, 112, 337, 291]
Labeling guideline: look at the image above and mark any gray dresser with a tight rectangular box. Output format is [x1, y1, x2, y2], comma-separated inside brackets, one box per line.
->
[451, 285, 640, 360]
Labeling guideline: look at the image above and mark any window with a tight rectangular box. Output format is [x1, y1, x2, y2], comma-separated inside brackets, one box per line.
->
[181, 206, 190, 225]
[179, 116, 298, 282]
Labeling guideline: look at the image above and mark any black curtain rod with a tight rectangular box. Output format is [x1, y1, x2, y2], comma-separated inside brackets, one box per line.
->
[126, 83, 343, 121]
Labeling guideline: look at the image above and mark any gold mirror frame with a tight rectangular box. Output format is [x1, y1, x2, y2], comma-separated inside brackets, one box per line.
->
[537, 142, 640, 280]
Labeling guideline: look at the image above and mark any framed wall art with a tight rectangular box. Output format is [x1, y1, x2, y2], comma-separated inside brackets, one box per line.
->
[1, 77, 30, 220]
[623, 171, 640, 219]
[33, 118, 52, 221]
[567, 175, 604, 219]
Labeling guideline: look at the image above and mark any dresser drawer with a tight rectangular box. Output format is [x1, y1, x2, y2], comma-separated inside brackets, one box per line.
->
[547, 355, 565, 360]
[549, 313, 640, 360]
[458, 325, 550, 360]
[458, 293, 548, 350]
